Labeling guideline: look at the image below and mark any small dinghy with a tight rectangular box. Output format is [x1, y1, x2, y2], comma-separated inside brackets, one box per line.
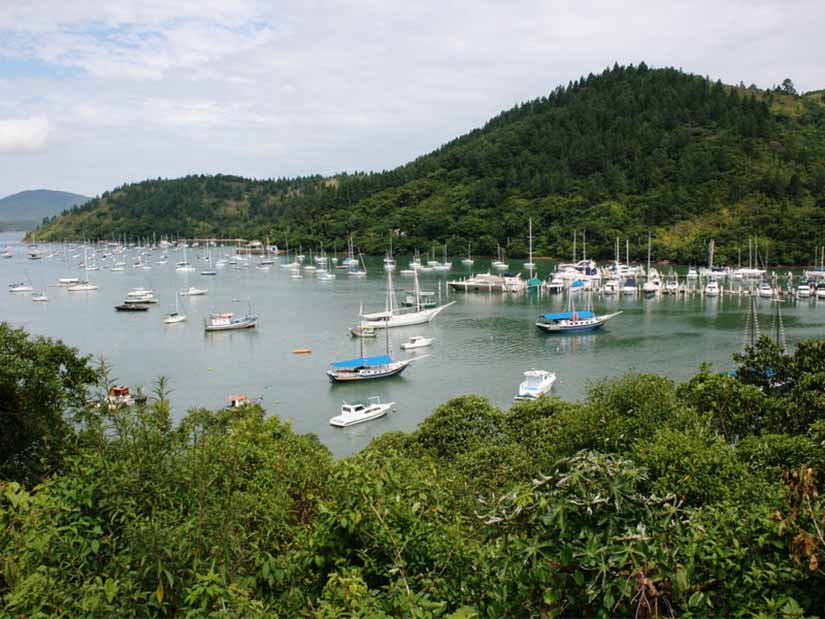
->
[329, 396, 395, 427]
[401, 335, 433, 350]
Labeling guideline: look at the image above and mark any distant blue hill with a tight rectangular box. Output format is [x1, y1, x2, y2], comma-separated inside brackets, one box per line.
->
[0, 189, 90, 226]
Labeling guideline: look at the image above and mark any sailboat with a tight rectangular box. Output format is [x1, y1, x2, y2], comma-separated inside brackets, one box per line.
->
[176, 244, 195, 272]
[164, 292, 187, 324]
[201, 244, 217, 276]
[462, 243, 474, 266]
[526, 218, 541, 289]
[67, 248, 99, 291]
[536, 283, 621, 333]
[642, 232, 660, 294]
[327, 315, 421, 382]
[359, 268, 454, 329]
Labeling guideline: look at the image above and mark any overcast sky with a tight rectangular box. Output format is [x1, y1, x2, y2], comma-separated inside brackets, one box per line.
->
[0, 0, 823, 198]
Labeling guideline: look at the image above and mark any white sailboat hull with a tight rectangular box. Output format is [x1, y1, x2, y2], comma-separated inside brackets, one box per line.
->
[360, 302, 455, 329]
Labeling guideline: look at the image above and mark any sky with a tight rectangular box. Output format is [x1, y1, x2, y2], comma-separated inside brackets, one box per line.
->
[1, 0, 823, 198]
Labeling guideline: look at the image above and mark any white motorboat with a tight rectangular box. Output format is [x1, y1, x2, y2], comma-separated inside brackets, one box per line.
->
[58, 277, 80, 286]
[621, 278, 638, 295]
[797, 282, 812, 298]
[816, 283, 825, 300]
[8, 282, 33, 293]
[329, 396, 395, 427]
[602, 279, 619, 295]
[514, 369, 557, 400]
[705, 280, 720, 296]
[180, 286, 208, 296]
[32, 293, 49, 302]
[758, 281, 774, 298]
[401, 335, 434, 350]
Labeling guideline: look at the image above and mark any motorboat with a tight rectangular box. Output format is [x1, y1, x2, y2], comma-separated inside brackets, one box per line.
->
[705, 280, 720, 297]
[758, 281, 774, 298]
[67, 281, 98, 292]
[32, 292, 49, 302]
[349, 325, 377, 338]
[329, 396, 395, 427]
[58, 277, 80, 286]
[602, 279, 619, 295]
[816, 283, 825, 299]
[180, 286, 208, 296]
[115, 303, 150, 311]
[401, 335, 433, 350]
[514, 369, 557, 400]
[8, 282, 33, 293]
[448, 272, 506, 293]
[621, 278, 637, 296]
[797, 282, 812, 298]
[664, 275, 679, 294]
[226, 394, 261, 408]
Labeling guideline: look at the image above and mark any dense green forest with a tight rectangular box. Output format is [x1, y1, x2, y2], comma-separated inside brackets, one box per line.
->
[32, 63, 825, 264]
[3, 321, 825, 617]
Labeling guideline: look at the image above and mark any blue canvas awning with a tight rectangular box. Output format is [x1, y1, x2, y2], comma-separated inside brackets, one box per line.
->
[330, 354, 392, 369]
[542, 310, 594, 321]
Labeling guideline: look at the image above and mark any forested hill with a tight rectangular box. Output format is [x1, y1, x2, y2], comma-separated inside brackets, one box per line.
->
[32, 64, 825, 264]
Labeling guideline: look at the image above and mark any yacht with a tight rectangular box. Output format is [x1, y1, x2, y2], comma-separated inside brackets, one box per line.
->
[326, 354, 414, 382]
[8, 282, 33, 293]
[359, 269, 454, 329]
[401, 335, 433, 350]
[536, 309, 621, 333]
[514, 369, 557, 401]
[329, 397, 395, 427]
[448, 272, 508, 293]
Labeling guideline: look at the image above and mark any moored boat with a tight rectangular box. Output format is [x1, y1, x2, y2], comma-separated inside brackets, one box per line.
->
[514, 369, 557, 400]
[329, 396, 395, 427]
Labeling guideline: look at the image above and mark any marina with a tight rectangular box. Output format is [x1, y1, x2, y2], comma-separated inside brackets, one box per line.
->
[2, 231, 823, 457]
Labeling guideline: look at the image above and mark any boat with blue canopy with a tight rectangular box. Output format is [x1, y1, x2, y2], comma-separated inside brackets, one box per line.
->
[536, 282, 621, 333]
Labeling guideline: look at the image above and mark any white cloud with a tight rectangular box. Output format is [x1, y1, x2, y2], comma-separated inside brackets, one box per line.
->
[1, 0, 824, 196]
[0, 117, 51, 153]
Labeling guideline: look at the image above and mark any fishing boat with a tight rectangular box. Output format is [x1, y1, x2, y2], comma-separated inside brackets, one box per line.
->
[536, 284, 621, 333]
[359, 269, 454, 329]
[115, 303, 150, 312]
[204, 305, 258, 331]
[329, 396, 395, 427]
[514, 369, 556, 400]
[180, 286, 208, 296]
[401, 335, 433, 350]
[164, 292, 186, 324]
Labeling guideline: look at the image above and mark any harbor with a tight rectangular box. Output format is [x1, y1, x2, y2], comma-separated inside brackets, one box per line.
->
[2, 230, 823, 457]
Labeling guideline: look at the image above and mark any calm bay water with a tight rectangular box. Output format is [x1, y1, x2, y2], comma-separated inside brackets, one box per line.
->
[2, 231, 823, 457]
